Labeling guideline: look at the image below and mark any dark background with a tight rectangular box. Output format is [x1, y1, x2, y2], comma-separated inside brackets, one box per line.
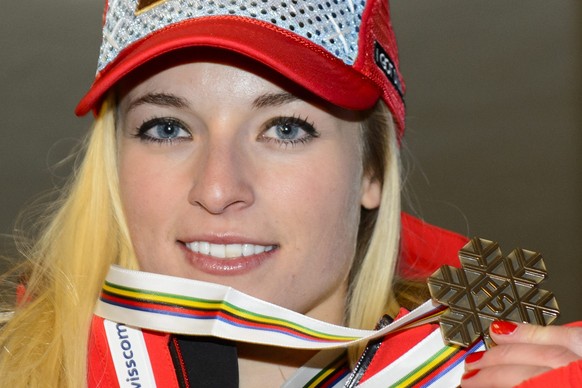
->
[1, 1, 580, 322]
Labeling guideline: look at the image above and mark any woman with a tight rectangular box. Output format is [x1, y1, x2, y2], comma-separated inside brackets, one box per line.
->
[1, 0, 580, 386]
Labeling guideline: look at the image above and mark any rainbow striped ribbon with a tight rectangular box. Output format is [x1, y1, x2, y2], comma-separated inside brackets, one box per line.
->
[282, 348, 351, 387]
[359, 333, 485, 387]
[96, 266, 446, 349]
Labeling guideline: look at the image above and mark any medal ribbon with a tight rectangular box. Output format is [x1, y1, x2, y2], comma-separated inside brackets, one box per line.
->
[96, 266, 445, 349]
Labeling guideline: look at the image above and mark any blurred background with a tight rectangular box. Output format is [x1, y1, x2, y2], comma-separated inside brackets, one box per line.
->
[1, 1, 580, 322]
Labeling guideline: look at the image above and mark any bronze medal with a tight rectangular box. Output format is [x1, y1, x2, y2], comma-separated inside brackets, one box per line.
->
[428, 237, 560, 348]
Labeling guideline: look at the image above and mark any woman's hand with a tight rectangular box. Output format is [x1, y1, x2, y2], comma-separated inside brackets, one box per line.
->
[460, 321, 582, 387]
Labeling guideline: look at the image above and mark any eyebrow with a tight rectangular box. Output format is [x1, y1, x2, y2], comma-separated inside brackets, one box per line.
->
[125, 91, 298, 111]
[126, 92, 188, 111]
[252, 92, 299, 109]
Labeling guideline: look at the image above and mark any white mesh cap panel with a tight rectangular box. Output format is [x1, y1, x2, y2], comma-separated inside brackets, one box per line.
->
[97, 0, 367, 73]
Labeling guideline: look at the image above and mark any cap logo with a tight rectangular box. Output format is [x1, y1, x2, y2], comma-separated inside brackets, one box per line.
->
[374, 41, 403, 98]
[135, 0, 169, 15]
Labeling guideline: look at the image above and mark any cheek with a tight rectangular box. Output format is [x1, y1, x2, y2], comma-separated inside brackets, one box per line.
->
[118, 147, 181, 237]
[308, 147, 363, 222]
[312, 149, 364, 266]
[272, 147, 363, 263]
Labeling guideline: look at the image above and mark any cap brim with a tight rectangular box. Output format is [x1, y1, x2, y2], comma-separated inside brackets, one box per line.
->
[75, 16, 381, 116]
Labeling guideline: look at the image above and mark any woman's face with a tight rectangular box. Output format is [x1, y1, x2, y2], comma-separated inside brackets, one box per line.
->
[117, 61, 381, 323]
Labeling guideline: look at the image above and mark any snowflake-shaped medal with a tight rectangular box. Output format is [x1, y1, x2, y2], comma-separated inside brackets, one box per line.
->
[427, 237, 560, 348]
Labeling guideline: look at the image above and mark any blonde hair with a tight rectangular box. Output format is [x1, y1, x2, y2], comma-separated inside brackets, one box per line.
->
[0, 97, 137, 386]
[0, 98, 409, 384]
[345, 102, 402, 362]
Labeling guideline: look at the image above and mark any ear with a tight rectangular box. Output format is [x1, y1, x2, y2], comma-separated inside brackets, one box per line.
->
[360, 174, 381, 209]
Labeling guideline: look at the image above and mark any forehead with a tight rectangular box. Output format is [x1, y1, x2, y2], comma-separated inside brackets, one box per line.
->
[117, 49, 309, 102]
[124, 61, 283, 99]
[116, 49, 368, 123]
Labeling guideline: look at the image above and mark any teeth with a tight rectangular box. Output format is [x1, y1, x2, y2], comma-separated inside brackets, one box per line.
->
[210, 243, 226, 258]
[242, 244, 254, 256]
[226, 244, 240, 257]
[186, 242, 275, 259]
[200, 242, 210, 255]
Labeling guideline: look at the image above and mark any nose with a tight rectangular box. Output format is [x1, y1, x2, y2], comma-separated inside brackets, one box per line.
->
[187, 136, 254, 215]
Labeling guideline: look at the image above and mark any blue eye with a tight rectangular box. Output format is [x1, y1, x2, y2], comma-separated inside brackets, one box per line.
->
[260, 116, 319, 146]
[136, 118, 191, 143]
[275, 122, 300, 139]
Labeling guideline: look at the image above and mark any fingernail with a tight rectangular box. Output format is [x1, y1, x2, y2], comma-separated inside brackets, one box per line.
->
[465, 351, 485, 364]
[490, 320, 517, 335]
[462, 369, 480, 380]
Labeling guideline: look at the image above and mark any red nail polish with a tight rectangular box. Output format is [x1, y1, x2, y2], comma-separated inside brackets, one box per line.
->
[465, 351, 485, 364]
[490, 320, 517, 335]
[462, 369, 480, 380]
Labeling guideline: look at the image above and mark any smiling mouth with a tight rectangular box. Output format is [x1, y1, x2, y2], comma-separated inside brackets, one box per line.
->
[184, 242, 276, 259]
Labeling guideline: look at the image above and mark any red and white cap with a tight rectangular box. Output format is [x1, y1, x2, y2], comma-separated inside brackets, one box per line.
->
[76, 0, 406, 137]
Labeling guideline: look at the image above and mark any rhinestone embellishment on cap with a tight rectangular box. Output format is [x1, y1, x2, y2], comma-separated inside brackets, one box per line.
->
[97, 0, 367, 73]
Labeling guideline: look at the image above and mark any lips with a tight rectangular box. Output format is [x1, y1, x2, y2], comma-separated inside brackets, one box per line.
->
[184, 241, 276, 259]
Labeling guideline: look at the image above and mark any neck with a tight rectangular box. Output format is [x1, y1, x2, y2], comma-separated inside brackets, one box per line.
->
[237, 342, 318, 388]
[235, 284, 350, 386]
